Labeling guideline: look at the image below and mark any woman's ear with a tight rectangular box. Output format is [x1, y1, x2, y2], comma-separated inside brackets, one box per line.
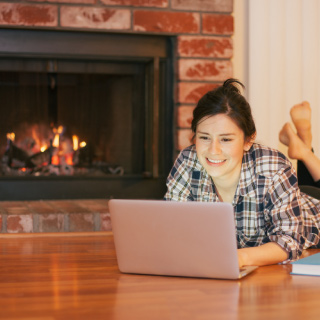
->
[244, 132, 256, 151]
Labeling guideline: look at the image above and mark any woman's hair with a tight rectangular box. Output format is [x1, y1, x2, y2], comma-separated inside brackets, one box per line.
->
[191, 78, 256, 140]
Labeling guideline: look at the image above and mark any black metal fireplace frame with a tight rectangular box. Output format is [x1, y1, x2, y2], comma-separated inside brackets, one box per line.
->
[0, 29, 174, 200]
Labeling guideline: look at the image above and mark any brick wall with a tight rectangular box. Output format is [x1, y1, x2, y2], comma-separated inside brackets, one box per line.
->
[0, 0, 234, 151]
[0, 0, 233, 234]
[0, 199, 111, 233]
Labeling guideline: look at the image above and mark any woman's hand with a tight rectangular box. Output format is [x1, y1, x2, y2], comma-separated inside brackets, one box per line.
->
[237, 242, 288, 267]
[237, 249, 247, 268]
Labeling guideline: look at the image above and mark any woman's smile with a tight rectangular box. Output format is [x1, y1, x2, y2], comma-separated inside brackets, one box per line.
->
[206, 158, 226, 165]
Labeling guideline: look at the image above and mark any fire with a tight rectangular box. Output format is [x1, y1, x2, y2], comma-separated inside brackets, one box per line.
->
[72, 135, 79, 151]
[7, 132, 15, 142]
[65, 154, 73, 165]
[53, 125, 64, 135]
[52, 125, 64, 148]
[73, 135, 86, 150]
[80, 141, 86, 148]
[52, 134, 59, 148]
[5, 124, 92, 175]
[51, 155, 60, 166]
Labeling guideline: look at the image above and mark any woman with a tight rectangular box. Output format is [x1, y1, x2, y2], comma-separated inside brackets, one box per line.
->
[164, 79, 320, 267]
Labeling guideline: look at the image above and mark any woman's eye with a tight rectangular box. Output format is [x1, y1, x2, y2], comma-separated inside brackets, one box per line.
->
[221, 138, 232, 142]
[199, 136, 209, 140]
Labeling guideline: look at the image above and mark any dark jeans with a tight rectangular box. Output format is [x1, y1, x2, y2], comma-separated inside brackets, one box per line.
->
[298, 160, 320, 200]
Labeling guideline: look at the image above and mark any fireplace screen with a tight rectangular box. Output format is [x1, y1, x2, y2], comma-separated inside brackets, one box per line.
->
[0, 30, 173, 200]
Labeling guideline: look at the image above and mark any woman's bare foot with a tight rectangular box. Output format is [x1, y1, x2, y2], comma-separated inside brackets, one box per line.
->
[290, 101, 312, 148]
[279, 123, 290, 146]
[279, 122, 310, 160]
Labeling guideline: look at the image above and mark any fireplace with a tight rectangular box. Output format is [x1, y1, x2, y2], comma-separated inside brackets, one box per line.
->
[0, 29, 173, 200]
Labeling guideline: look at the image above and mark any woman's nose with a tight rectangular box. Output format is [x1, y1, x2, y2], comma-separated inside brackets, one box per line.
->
[209, 140, 221, 154]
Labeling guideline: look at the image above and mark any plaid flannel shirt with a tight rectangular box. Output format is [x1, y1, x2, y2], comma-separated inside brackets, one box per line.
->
[164, 143, 320, 263]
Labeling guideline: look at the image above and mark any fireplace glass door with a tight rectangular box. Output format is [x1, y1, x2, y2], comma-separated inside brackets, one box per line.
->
[0, 59, 146, 177]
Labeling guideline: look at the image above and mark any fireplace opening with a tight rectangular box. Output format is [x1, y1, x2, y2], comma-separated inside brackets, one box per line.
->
[1, 61, 147, 177]
[0, 30, 174, 200]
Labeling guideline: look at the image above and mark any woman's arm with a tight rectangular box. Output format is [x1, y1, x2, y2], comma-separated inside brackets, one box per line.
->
[237, 242, 288, 267]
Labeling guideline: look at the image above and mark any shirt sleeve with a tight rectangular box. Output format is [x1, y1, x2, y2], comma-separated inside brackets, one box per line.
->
[164, 151, 194, 201]
[264, 165, 305, 263]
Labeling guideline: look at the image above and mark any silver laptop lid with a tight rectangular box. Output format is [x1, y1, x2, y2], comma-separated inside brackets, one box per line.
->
[109, 200, 249, 279]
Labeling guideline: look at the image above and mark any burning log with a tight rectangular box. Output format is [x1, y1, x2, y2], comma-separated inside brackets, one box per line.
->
[26, 146, 56, 168]
[4, 142, 29, 167]
[2, 126, 124, 177]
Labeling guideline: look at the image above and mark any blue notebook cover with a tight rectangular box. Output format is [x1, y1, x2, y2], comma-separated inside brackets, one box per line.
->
[291, 253, 320, 276]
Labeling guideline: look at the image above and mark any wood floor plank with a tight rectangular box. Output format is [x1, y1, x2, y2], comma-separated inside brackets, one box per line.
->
[1, 234, 320, 320]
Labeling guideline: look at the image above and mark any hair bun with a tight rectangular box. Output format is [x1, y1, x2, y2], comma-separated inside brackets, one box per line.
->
[223, 78, 245, 94]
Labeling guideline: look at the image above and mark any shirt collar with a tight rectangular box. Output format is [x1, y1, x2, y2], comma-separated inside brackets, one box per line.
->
[237, 149, 257, 198]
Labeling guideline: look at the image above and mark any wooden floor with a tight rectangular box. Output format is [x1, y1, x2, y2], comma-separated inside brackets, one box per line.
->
[1, 233, 320, 320]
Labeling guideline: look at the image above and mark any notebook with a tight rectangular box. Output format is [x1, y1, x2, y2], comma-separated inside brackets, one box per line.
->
[109, 199, 258, 280]
[291, 253, 320, 276]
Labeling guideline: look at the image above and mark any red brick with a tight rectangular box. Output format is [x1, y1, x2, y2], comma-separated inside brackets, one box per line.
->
[177, 36, 233, 58]
[178, 59, 232, 81]
[134, 10, 199, 34]
[38, 213, 65, 233]
[69, 213, 94, 232]
[171, 0, 232, 12]
[177, 105, 195, 128]
[202, 14, 234, 35]
[178, 82, 220, 103]
[7, 215, 33, 233]
[60, 6, 131, 30]
[100, 213, 112, 231]
[0, 3, 57, 26]
[101, 0, 168, 7]
[177, 129, 193, 150]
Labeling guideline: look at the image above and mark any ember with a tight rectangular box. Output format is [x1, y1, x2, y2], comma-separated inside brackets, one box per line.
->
[1, 123, 124, 177]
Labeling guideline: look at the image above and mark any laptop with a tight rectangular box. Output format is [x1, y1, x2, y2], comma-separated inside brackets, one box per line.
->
[109, 199, 258, 280]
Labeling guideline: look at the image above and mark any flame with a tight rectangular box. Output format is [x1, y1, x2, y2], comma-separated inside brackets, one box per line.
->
[6, 123, 90, 173]
[7, 132, 15, 141]
[65, 154, 73, 165]
[52, 134, 59, 148]
[31, 126, 42, 151]
[80, 141, 86, 148]
[51, 155, 59, 165]
[72, 135, 79, 151]
[53, 126, 64, 135]
[57, 126, 64, 134]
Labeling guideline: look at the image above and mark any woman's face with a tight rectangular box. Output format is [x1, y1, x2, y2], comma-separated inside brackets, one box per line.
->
[195, 114, 253, 184]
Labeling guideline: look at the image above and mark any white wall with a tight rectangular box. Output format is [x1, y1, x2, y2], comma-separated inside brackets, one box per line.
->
[233, 0, 320, 157]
